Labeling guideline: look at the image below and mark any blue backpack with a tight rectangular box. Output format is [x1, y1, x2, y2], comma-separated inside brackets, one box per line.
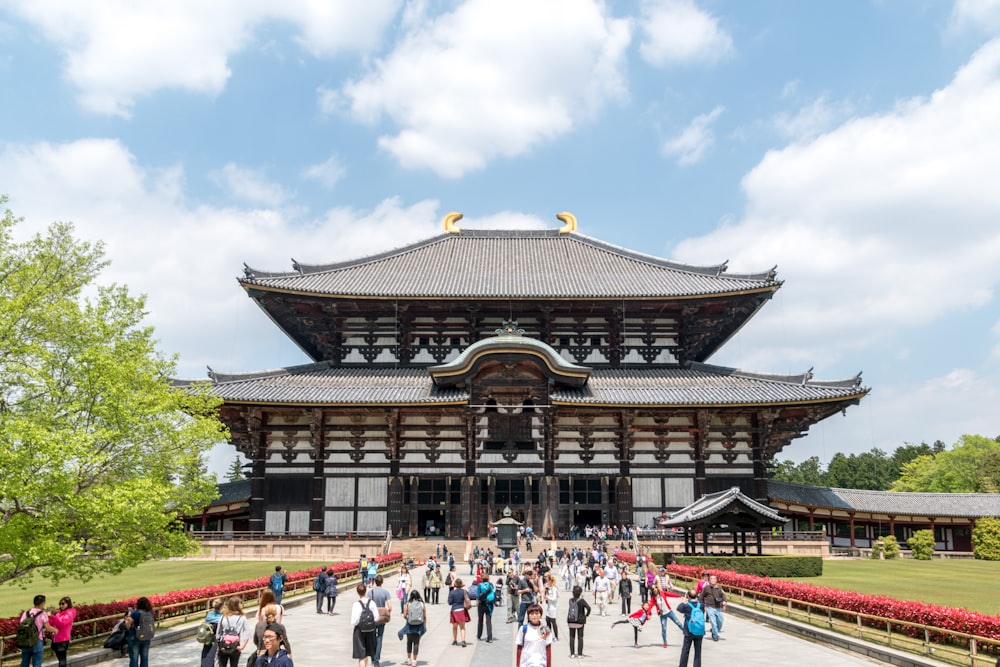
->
[271, 573, 284, 593]
[686, 601, 706, 637]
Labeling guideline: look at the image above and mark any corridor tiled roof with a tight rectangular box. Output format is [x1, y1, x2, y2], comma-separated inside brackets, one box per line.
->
[184, 361, 865, 406]
[767, 480, 1000, 517]
[661, 486, 787, 526]
[240, 229, 780, 299]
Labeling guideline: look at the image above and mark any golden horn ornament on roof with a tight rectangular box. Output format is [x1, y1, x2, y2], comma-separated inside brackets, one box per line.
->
[443, 211, 463, 233]
[556, 211, 577, 233]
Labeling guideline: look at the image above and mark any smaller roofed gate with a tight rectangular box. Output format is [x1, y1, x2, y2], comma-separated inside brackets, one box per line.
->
[660, 487, 787, 556]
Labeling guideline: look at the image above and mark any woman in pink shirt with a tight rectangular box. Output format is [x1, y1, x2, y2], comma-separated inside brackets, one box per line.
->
[50, 596, 77, 667]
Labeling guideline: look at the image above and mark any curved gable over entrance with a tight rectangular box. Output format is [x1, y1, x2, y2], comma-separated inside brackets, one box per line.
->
[428, 321, 592, 389]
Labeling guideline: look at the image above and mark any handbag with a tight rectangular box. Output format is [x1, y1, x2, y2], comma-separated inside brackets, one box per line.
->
[463, 592, 471, 611]
[396, 587, 404, 600]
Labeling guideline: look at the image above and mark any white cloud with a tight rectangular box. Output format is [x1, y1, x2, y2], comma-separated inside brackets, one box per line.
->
[0, 138, 442, 381]
[772, 94, 856, 142]
[210, 163, 291, 205]
[638, 0, 733, 67]
[336, 0, 632, 178]
[6, 0, 400, 116]
[673, 38, 1000, 372]
[948, 0, 1000, 36]
[301, 155, 346, 188]
[662, 105, 723, 165]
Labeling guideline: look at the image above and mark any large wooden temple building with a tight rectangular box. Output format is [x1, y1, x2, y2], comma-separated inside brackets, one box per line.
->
[198, 213, 868, 538]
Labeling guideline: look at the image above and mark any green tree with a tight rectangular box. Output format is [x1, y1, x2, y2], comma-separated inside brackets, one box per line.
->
[770, 456, 825, 485]
[0, 200, 227, 584]
[907, 529, 936, 560]
[824, 448, 895, 490]
[891, 435, 1000, 492]
[224, 457, 246, 482]
[972, 517, 1000, 561]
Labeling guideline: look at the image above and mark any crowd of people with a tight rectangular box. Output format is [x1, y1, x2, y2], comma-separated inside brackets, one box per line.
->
[13, 548, 728, 667]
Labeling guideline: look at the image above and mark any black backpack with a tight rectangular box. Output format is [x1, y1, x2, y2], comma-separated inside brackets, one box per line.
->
[357, 601, 377, 633]
[15, 611, 40, 649]
[567, 599, 579, 624]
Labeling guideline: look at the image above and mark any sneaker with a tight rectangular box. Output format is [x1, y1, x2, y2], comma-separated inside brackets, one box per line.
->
[451, 641, 458, 646]
[662, 643, 668, 648]
[461, 641, 467, 648]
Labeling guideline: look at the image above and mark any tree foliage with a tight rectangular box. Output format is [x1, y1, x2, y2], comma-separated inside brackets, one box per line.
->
[907, 529, 936, 560]
[891, 435, 1000, 492]
[0, 199, 227, 584]
[224, 457, 246, 482]
[972, 518, 1000, 561]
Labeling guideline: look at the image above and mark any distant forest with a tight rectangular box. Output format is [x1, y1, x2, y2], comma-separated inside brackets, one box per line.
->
[769, 434, 1000, 493]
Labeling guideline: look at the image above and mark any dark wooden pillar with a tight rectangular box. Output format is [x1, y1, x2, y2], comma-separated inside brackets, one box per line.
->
[750, 412, 768, 502]
[849, 513, 856, 548]
[459, 475, 481, 537]
[693, 411, 708, 499]
[614, 477, 632, 527]
[408, 476, 419, 537]
[247, 409, 267, 534]
[310, 409, 326, 535]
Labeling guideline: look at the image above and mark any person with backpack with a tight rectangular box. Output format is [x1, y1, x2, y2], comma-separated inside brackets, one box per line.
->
[314, 566, 329, 614]
[124, 596, 156, 667]
[565, 585, 591, 659]
[475, 575, 496, 642]
[198, 598, 224, 667]
[214, 597, 248, 667]
[398, 590, 427, 666]
[49, 596, 77, 667]
[676, 589, 705, 667]
[269, 566, 289, 606]
[352, 583, 379, 667]
[16, 594, 56, 667]
[516, 603, 552, 667]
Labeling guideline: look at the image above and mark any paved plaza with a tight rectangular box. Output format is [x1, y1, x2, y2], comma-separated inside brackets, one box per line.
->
[85, 572, 925, 667]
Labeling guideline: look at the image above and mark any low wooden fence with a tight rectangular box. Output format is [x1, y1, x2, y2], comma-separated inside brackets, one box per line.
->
[672, 574, 1000, 667]
[0, 558, 400, 665]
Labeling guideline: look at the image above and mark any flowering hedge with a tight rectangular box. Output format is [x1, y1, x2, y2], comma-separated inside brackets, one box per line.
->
[667, 564, 1000, 646]
[1, 554, 402, 654]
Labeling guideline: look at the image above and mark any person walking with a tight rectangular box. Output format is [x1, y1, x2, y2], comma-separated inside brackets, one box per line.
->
[399, 591, 427, 666]
[269, 566, 289, 606]
[516, 604, 552, 667]
[367, 575, 393, 667]
[397, 565, 412, 614]
[17, 594, 56, 667]
[592, 567, 610, 617]
[313, 566, 329, 614]
[125, 596, 157, 667]
[447, 577, 471, 647]
[476, 576, 496, 642]
[214, 596, 249, 667]
[516, 569, 538, 625]
[428, 566, 443, 605]
[543, 573, 560, 641]
[199, 598, 224, 667]
[619, 571, 633, 616]
[351, 584, 379, 667]
[325, 568, 340, 615]
[565, 585, 591, 659]
[49, 596, 77, 667]
[254, 626, 293, 667]
[676, 589, 705, 667]
[698, 574, 726, 641]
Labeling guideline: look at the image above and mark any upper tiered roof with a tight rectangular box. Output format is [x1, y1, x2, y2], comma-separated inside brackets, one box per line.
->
[241, 228, 780, 300]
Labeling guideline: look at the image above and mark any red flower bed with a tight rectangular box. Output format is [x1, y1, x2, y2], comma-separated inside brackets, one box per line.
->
[667, 564, 1000, 645]
[1, 554, 402, 653]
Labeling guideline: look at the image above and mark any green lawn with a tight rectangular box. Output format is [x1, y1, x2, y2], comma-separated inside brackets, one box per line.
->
[0, 560, 332, 618]
[786, 558, 1000, 615]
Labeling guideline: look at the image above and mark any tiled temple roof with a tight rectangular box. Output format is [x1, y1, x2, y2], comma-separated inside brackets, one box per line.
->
[767, 480, 1000, 517]
[240, 229, 780, 299]
[661, 486, 787, 526]
[182, 362, 864, 407]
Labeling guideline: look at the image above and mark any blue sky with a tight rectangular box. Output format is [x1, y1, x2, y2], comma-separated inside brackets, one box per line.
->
[3, 0, 1000, 476]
